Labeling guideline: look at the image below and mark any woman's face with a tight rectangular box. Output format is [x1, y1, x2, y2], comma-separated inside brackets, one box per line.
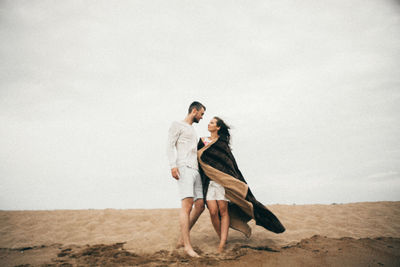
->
[208, 118, 220, 133]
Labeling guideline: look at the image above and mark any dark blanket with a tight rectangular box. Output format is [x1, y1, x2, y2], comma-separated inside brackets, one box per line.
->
[197, 137, 285, 236]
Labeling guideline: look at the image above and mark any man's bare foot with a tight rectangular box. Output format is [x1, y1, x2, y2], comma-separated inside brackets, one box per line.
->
[176, 240, 184, 249]
[184, 247, 200, 257]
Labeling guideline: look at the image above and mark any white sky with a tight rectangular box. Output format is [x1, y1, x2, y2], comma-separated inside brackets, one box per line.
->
[1, 0, 399, 210]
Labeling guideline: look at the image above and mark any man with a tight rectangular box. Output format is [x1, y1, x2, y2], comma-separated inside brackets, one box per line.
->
[167, 101, 206, 257]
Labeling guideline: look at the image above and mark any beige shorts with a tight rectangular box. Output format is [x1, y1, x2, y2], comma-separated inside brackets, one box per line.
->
[177, 166, 203, 201]
[206, 181, 229, 201]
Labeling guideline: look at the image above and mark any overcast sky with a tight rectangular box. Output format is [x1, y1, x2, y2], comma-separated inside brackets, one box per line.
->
[1, 0, 399, 210]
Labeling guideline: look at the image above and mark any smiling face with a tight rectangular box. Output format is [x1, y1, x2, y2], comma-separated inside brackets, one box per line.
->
[207, 118, 220, 133]
[192, 107, 205, 123]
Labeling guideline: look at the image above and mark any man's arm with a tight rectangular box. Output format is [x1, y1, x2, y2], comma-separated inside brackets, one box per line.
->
[167, 122, 180, 180]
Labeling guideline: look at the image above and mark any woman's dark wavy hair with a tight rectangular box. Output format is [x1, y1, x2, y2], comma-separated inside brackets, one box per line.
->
[214, 116, 231, 145]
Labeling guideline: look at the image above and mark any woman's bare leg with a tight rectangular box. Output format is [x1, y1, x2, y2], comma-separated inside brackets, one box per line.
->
[217, 200, 229, 253]
[206, 200, 221, 239]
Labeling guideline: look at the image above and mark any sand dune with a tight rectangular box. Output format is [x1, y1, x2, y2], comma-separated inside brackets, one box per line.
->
[1, 201, 399, 266]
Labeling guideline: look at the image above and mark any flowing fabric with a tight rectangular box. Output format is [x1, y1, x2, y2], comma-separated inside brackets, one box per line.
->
[197, 137, 285, 237]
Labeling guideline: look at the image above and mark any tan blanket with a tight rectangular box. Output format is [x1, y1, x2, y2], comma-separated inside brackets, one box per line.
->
[197, 137, 285, 237]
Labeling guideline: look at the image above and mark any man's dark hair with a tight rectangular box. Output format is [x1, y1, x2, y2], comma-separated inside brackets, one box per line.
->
[188, 101, 206, 114]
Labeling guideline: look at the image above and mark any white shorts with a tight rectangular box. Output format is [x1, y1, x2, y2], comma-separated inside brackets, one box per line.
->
[206, 181, 229, 201]
[177, 166, 203, 201]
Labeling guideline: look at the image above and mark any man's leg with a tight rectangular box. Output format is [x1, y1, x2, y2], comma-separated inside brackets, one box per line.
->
[190, 198, 205, 228]
[177, 198, 205, 247]
[191, 169, 205, 228]
[180, 197, 199, 257]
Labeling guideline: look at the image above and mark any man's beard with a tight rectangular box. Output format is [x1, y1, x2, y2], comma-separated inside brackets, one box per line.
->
[193, 117, 199, 123]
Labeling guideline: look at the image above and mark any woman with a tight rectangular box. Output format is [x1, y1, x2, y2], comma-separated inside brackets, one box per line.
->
[199, 117, 231, 252]
[197, 117, 285, 252]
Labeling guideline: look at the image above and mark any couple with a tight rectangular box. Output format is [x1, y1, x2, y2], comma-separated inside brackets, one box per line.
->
[167, 101, 285, 257]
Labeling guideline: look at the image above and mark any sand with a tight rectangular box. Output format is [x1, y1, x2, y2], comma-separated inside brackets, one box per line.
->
[1, 201, 399, 266]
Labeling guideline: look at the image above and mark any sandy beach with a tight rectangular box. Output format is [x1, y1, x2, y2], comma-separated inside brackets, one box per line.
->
[1, 201, 399, 266]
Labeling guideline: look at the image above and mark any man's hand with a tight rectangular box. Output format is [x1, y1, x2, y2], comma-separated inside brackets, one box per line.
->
[171, 168, 180, 180]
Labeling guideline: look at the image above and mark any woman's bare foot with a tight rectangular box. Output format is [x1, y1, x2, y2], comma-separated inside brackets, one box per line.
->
[184, 247, 200, 257]
[217, 244, 225, 253]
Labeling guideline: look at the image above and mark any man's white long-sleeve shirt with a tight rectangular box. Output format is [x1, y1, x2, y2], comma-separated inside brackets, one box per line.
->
[167, 121, 199, 170]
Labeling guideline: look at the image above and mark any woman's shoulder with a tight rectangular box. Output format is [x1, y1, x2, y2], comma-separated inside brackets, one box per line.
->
[200, 136, 214, 146]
